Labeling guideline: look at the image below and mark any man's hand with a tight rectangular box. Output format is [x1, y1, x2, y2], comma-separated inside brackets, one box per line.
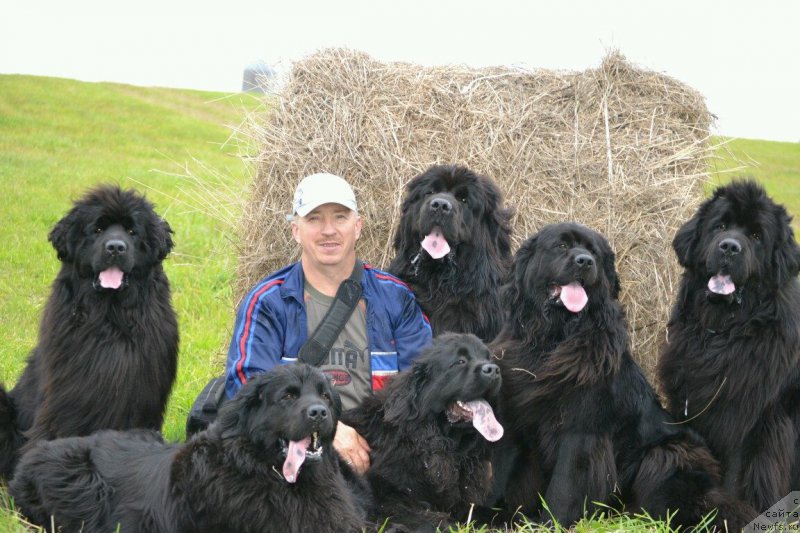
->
[333, 421, 371, 475]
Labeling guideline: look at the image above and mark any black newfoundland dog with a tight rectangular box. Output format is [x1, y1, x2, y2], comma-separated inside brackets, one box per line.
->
[388, 165, 514, 342]
[0, 185, 179, 478]
[10, 364, 368, 533]
[342, 333, 503, 531]
[493, 223, 755, 528]
[658, 180, 800, 513]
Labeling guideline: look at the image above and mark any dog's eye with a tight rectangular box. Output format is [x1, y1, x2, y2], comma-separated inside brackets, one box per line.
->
[320, 392, 331, 402]
[95, 227, 103, 234]
[558, 243, 568, 249]
[281, 392, 296, 401]
[456, 358, 467, 365]
[751, 232, 761, 241]
[715, 223, 727, 231]
[458, 196, 468, 204]
[127, 229, 136, 236]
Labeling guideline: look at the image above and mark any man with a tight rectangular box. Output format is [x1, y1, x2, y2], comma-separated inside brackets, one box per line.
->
[225, 173, 432, 473]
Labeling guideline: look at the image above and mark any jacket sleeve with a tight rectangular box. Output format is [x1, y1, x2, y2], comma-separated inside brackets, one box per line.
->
[224, 292, 286, 399]
[392, 289, 432, 371]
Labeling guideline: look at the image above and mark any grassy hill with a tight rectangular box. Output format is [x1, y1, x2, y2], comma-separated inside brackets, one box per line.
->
[0, 74, 263, 530]
[711, 136, 800, 225]
[0, 74, 797, 531]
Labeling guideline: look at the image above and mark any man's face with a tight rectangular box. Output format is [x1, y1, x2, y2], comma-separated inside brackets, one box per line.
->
[292, 203, 362, 269]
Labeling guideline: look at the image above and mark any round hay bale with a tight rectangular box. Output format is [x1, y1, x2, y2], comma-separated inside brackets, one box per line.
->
[240, 48, 712, 376]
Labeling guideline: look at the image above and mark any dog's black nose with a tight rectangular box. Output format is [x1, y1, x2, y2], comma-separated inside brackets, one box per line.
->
[575, 253, 594, 268]
[480, 363, 501, 379]
[719, 238, 742, 255]
[306, 404, 329, 422]
[430, 197, 452, 213]
[105, 239, 128, 255]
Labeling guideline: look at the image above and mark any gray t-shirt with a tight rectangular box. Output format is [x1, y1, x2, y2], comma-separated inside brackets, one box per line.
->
[304, 281, 371, 410]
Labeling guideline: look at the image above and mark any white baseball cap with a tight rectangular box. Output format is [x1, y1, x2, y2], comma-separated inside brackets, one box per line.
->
[292, 173, 358, 218]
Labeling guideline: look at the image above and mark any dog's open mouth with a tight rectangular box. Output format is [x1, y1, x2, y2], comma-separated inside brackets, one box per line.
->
[706, 272, 743, 304]
[707, 273, 736, 296]
[446, 399, 504, 442]
[279, 431, 323, 483]
[420, 225, 452, 259]
[93, 266, 129, 291]
[548, 281, 588, 313]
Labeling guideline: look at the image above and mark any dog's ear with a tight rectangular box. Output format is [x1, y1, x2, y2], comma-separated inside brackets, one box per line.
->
[487, 205, 515, 260]
[149, 216, 174, 261]
[672, 215, 698, 268]
[218, 416, 242, 439]
[217, 405, 244, 439]
[383, 363, 428, 423]
[391, 210, 414, 256]
[673, 212, 702, 268]
[598, 237, 621, 299]
[480, 178, 515, 258]
[48, 207, 82, 262]
[674, 192, 723, 268]
[217, 377, 266, 439]
[325, 377, 344, 420]
[502, 236, 536, 311]
[390, 179, 422, 257]
[773, 207, 800, 286]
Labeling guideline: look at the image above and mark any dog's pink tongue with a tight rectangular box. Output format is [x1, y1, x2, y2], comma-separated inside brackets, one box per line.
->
[282, 437, 311, 483]
[708, 274, 736, 295]
[421, 227, 451, 259]
[98, 267, 124, 289]
[561, 282, 588, 313]
[465, 399, 504, 442]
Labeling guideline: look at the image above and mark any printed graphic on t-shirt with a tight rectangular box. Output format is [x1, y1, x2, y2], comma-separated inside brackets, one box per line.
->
[329, 340, 367, 369]
[304, 281, 371, 411]
[324, 368, 352, 386]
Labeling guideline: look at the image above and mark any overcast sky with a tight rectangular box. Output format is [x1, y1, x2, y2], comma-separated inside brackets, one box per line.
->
[2, 0, 798, 142]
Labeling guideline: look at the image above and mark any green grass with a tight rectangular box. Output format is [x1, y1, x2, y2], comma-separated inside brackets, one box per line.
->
[0, 74, 261, 531]
[0, 74, 263, 436]
[1, 73, 795, 531]
[710, 136, 800, 226]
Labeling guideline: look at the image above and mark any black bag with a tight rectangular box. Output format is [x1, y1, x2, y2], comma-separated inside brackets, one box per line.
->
[185, 261, 364, 438]
[184, 374, 227, 437]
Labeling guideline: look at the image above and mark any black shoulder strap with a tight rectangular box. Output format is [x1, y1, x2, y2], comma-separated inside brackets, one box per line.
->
[298, 260, 364, 367]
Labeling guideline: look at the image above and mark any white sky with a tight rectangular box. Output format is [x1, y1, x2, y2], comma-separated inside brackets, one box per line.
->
[2, 0, 799, 142]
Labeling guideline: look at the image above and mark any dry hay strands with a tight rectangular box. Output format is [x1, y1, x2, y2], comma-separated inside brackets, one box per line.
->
[241, 47, 714, 376]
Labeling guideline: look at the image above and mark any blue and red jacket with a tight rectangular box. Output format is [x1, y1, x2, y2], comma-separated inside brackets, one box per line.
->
[225, 261, 432, 399]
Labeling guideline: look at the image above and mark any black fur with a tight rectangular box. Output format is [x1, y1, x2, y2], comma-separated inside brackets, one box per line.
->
[388, 165, 513, 342]
[10, 364, 368, 533]
[658, 180, 800, 512]
[342, 333, 503, 531]
[0, 185, 178, 478]
[493, 223, 756, 528]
